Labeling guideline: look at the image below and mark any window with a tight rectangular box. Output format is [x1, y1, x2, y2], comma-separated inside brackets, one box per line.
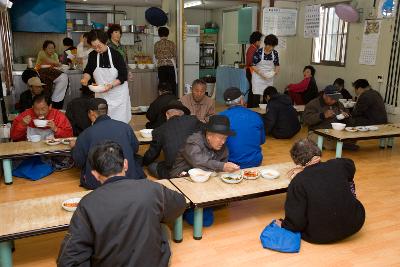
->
[312, 5, 348, 66]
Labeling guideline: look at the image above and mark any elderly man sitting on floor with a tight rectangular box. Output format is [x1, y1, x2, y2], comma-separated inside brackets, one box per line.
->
[219, 87, 266, 168]
[170, 115, 240, 178]
[303, 85, 358, 150]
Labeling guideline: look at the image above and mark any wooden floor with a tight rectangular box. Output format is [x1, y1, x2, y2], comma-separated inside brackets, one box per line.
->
[2, 126, 400, 266]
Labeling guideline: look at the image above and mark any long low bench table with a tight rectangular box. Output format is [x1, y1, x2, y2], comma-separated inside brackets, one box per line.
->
[169, 162, 294, 240]
[0, 141, 72, 185]
[134, 131, 152, 144]
[313, 123, 400, 158]
[0, 179, 187, 267]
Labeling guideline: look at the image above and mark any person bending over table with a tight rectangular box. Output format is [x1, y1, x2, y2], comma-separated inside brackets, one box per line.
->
[57, 141, 186, 267]
[286, 65, 318, 105]
[350, 79, 388, 126]
[36, 40, 69, 109]
[180, 79, 215, 123]
[251, 34, 280, 106]
[143, 100, 204, 179]
[262, 86, 300, 139]
[146, 82, 177, 129]
[70, 98, 145, 189]
[274, 139, 365, 244]
[18, 77, 46, 112]
[170, 115, 240, 178]
[11, 93, 72, 142]
[81, 29, 131, 124]
[303, 85, 357, 150]
[219, 87, 265, 168]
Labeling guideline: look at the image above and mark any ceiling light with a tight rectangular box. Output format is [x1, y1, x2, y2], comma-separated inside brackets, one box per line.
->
[184, 0, 202, 8]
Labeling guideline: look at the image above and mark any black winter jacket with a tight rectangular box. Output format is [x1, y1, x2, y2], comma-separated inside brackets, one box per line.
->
[262, 94, 301, 139]
[282, 158, 365, 244]
[146, 93, 177, 129]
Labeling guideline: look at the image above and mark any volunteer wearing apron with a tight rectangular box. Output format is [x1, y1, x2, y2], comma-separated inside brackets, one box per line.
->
[246, 31, 263, 108]
[154, 26, 177, 95]
[251, 34, 280, 106]
[81, 30, 131, 124]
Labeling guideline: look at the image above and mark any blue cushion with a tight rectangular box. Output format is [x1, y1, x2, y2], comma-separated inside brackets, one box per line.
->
[13, 156, 54, 181]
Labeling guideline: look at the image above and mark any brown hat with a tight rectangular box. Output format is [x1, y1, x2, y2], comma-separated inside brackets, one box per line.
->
[28, 77, 46, 87]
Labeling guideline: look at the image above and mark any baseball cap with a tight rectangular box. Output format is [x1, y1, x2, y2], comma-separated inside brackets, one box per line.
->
[223, 87, 242, 102]
[27, 77, 46, 87]
[324, 85, 342, 100]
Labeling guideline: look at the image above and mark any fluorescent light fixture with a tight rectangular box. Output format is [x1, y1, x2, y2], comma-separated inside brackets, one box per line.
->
[184, 0, 202, 8]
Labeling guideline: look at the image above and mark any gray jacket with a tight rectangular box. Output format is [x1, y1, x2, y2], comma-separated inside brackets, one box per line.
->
[170, 131, 228, 177]
[303, 96, 347, 131]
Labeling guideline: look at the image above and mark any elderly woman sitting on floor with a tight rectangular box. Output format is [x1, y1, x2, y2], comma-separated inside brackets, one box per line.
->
[275, 139, 365, 244]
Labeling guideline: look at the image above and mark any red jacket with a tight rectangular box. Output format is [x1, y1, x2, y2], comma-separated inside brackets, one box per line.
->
[288, 77, 311, 93]
[11, 108, 73, 141]
[246, 44, 258, 69]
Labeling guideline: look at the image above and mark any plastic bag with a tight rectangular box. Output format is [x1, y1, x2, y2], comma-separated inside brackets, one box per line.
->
[13, 156, 54, 181]
[260, 220, 301, 253]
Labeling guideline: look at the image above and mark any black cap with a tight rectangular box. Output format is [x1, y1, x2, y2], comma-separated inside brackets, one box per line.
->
[161, 100, 191, 115]
[324, 85, 342, 100]
[205, 115, 235, 136]
[223, 87, 242, 102]
[87, 98, 108, 112]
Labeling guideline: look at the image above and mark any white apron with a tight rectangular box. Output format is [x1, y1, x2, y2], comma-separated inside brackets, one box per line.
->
[251, 49, 275, 95]
[93, 48, 131, 123]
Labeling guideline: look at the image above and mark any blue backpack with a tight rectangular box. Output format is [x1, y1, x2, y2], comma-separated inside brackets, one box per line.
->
[260, 220, 301, 253]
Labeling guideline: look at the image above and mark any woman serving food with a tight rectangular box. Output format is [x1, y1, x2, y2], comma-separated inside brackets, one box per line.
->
[80, 30, 131, 123]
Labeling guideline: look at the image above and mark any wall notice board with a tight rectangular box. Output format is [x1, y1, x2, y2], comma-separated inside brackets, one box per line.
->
[262, 8, 298, 36]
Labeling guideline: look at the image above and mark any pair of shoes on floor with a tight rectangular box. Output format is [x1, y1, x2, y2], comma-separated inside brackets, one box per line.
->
[343, 143, 360, 151]
[53, 158, 75, 171]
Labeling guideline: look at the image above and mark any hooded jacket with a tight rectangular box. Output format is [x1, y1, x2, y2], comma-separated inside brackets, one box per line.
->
[262, 94, 301, 139]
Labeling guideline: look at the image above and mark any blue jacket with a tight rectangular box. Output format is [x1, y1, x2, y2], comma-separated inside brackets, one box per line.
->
[72, 115, 146, 189]
[220, 106, 266, 168]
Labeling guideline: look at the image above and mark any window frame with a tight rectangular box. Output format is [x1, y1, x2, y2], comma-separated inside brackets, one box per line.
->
[311, 3, 349, 67]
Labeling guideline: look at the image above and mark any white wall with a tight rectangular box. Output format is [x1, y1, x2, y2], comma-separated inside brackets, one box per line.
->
[184, 9, 212, 27]
[261, 0, 395, 99]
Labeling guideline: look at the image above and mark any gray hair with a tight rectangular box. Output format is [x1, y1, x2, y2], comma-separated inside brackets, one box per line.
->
[290, 139, 321, 166]
[166, 108, 184, 117]
[226, 95, 243, 106]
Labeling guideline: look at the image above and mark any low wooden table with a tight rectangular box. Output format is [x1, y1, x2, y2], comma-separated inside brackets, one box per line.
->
[0, 179, 188, 266]
[0, 141, 71, 185]
[156, 179, 191, 243]
[313, 123, 400, 158]
[134, 131, 152, 144]
[170, 162, 294, 240]
[131, 106, 147, 115]
[0, 191, 90, 267]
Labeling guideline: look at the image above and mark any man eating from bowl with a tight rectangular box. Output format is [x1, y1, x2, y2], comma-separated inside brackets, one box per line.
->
[11, 93, 73, 142]
[70, 98, 145, 189]
[303, 85, 354, 150]
[170, 115, 240, 178]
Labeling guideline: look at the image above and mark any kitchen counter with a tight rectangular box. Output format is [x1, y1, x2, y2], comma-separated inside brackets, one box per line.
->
[128, 68, 157, 73]
[127, 68, 158, 106]
[216, 66, 249, 103]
